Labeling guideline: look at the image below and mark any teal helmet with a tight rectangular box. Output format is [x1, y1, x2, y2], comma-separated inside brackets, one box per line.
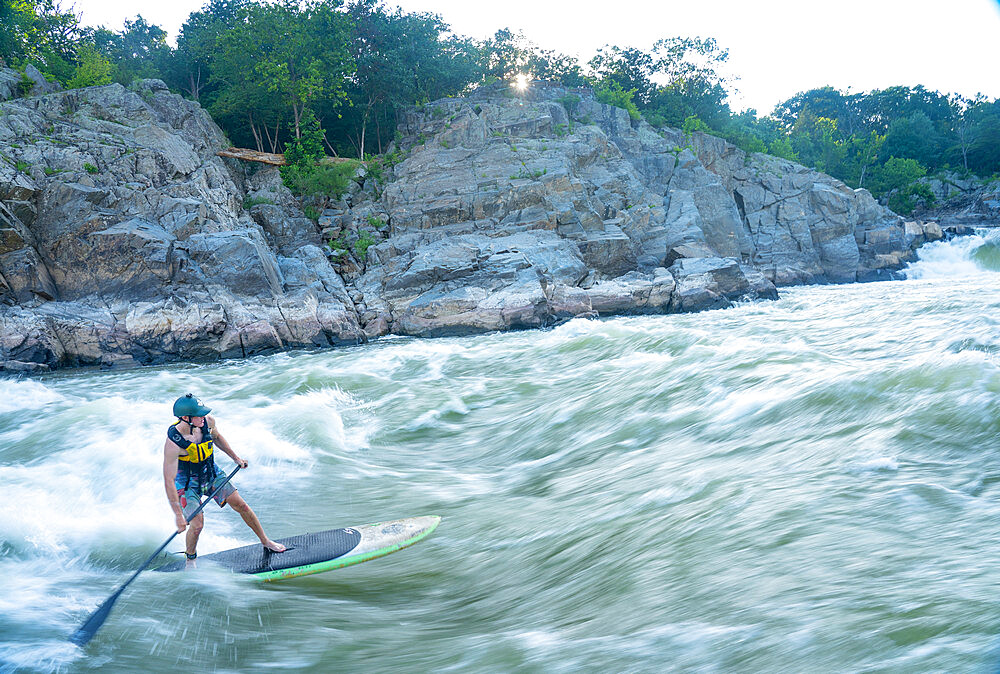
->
[173, 393, 211, 418]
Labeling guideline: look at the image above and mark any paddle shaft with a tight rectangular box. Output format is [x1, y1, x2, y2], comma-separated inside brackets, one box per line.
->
[70, 464, 242, 646]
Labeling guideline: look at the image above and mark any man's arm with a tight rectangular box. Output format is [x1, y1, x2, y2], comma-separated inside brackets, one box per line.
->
[163, 440, 187, 533]
[209, 415, 248, 468]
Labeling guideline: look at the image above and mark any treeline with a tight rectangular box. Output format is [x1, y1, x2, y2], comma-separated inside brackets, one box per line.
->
[2, 0, 998, 213]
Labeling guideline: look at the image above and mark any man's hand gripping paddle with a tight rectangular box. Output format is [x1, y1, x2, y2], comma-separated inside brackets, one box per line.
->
[69, 465, 241, 647]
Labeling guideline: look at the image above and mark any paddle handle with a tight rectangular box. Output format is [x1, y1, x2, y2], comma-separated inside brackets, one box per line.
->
[71, 464, 242, 646]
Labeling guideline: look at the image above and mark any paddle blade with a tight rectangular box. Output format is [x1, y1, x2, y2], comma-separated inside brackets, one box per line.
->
[70, 587, 123, 646]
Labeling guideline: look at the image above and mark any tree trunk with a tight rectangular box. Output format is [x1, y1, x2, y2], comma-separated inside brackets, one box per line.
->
[292, 103, 302, 139]
[322, 132, 340, 158]
[248, 112, 263, 152]
[185, 69, 202, 102]
[359, 96, 377, 160]
[263, 122, 281, 154]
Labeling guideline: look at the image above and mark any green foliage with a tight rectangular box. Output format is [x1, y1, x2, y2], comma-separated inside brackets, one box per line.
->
[367, 215, 387, 230]
[868, 157, 926, 198]
[91, 16, 170, 85]
[768, 137, 798, 161]
[682, 115, 711, 135]
[17, 72, 34, 96]
[364, 152, 396, 187]
[0, 0, 37, 64]
[2, 0, 82, 82]
[354, 228, 376, 260]
[66, 44, 112, 89]
[15, 160, 30, 173]
[510, 167, 547, 180]
[283, 108, 325, 171]
[83, 162, 98, 174]
[556, 94, 580, 116]
[242, 195, 274, 209]
[888, 183, 936, 215]
[327, 235, 348, 261]
[302, 204, 321, 222]
[281, 160, 359, 200]
[883, 112, 941, 168]
[595, 80, 640, 120]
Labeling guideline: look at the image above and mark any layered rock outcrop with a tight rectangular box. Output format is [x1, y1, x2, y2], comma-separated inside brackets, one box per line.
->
[0, 76, 942, 371]
[0, 78, 361, 370]
[909, 170, 1000, 229]
[345, 83, 938, 337]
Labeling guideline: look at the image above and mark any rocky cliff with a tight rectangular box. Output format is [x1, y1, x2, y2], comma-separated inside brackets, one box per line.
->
[0, 76, 941, 371]
[0, 78, 361, 371]
[908, 170, 1000, 230]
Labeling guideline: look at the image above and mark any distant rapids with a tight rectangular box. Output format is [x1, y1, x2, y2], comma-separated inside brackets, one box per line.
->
[1, 229, 998, 672]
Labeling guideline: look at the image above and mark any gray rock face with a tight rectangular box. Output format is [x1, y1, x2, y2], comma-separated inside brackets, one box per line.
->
[0, 73, 362, 369]
[673, 131, 921, 284]
[0, 74, 944, 371]
[911, 171, 1000, 227]
[347, 82, 935, 340]
[0, 69, 23, 102]
[23, 65, 60, 96]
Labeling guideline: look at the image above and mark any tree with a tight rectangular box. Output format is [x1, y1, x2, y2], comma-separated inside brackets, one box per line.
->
[868, 156, 926, 198]
[527, 48, 585, 87]
[213, 0, 352, 141]
[844, 130, 885, 188]
[589, 45, 656, 103]
[0, 0, 39, 64]
[594, 79, 640, 120]
[966, 99, 1000, 175]
[167, 0, 252, 102]
[1, 0, 81, 81]
[345, 1, 480, 157]
[789, 112, 845, 177]
[882, 112, 941, 169]
[91, 16, 170, 84]
[66, 43, 111, 88]
[479, 28, 533, 82]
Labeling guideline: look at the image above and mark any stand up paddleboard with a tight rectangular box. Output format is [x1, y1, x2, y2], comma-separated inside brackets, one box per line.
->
[155, 516, 440, 581]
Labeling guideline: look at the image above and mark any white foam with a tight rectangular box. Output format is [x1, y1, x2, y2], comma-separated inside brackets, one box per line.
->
[0, 378, 65, 413]
[848, 456, 899, 473]
[905, 231, 998, 279]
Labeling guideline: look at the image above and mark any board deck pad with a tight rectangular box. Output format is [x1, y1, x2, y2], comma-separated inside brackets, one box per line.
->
[155, 516, 440, 580]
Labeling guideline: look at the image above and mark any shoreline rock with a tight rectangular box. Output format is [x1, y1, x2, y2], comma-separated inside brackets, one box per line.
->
[0, 75, 944, 373]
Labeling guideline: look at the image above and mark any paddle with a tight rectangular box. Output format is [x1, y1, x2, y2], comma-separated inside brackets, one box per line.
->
[70, 464, 241, 647]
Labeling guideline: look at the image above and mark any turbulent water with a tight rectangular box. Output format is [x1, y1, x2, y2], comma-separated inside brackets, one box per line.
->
[1, 230, 999, 673]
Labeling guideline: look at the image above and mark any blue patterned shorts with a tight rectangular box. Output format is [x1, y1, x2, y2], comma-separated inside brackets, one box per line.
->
[175, 462, 236, 519]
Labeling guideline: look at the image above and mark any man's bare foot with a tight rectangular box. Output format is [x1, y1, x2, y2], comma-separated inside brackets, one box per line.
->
[262, 540, 287, 553]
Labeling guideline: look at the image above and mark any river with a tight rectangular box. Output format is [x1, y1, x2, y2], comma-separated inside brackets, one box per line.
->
[1, 229, 998, 673]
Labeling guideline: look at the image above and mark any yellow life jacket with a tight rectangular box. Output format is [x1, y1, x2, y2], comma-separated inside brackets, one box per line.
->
[168, 420, 214, 463]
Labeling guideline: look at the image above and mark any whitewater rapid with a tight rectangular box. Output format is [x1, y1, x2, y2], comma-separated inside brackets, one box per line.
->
[0, 228, 998, 672]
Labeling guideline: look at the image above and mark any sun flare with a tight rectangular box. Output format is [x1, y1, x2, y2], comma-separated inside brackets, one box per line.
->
[511, 73, 530, 92]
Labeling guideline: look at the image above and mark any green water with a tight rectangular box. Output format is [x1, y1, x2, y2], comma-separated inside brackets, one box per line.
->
[1, 237, 999, 672]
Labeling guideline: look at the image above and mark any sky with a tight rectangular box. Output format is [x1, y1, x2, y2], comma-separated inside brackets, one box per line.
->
[72, 0, 1000, 114]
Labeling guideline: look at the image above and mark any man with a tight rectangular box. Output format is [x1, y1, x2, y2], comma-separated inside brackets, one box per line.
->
[164, 393, 286, 559]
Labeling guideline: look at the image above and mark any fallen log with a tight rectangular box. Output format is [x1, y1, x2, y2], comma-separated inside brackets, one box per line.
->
[217, 148, 286, 165]
[216, 147, 355, 166]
